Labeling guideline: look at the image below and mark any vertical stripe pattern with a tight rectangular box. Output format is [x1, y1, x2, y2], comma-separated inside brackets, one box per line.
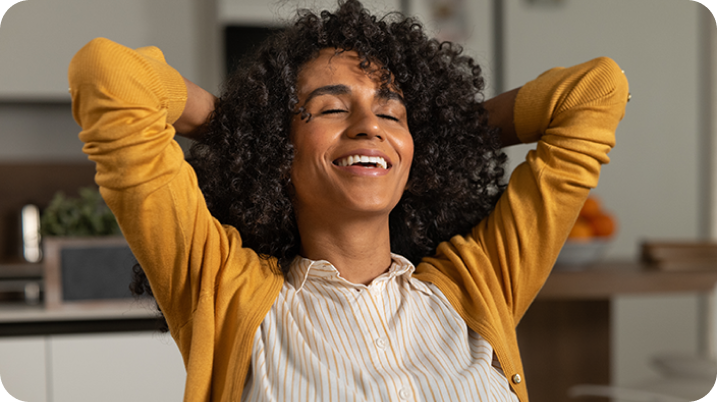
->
[242, 254, 520, 402]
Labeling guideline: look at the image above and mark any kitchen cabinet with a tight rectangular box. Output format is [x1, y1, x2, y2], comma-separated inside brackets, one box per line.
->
[218, 0, 401, 25]
[0, 0, 218, 100]
[50, 332, 185, 402]
[0, 336, 47, 402]
[0, 332, 185, 402]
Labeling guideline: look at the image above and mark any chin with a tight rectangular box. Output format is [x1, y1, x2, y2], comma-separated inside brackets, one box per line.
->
[344, 198, 400, 216]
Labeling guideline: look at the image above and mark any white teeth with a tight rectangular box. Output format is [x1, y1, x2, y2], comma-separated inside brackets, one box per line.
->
[336, 155, 388, 169]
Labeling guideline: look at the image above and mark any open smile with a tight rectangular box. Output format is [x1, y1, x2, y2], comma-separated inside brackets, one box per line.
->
[332, 149, 393, 171]
[334, 155, 388, 169]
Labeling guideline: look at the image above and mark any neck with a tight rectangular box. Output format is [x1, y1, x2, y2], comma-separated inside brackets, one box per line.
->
[296, 210, 393, 285]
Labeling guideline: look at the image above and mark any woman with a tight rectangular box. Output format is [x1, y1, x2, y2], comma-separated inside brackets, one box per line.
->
[68, 0, 628, 401]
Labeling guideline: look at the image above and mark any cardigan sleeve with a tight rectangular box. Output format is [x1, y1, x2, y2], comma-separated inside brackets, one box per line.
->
[490, 57, 629, 318]
[69, 40, 195, 330]
[68, 38, 282, 338]
[414, 57, 628, 401]
[418, 56, 629, 325]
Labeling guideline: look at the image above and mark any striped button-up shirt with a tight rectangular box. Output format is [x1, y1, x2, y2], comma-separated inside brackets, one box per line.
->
[242, 254, 520, 401]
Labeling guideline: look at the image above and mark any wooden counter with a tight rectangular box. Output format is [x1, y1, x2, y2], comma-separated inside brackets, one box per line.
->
[519, 261, 717, 402]
[541, 261, 717, 299]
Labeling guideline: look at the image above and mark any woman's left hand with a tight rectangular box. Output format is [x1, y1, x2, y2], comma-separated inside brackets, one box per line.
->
[484, 87, 521, 148]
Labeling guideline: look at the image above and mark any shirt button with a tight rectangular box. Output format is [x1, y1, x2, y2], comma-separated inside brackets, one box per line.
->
[398, 388, 410, 400]
[512, 374, 522, 384]
[375, 337, 386, 350]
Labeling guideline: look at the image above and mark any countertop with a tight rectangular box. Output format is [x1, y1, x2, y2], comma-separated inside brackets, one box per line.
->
[0, 300, 163, 337]
[0, 300, 157, 323]
[543, 260, 717, 299]
[2, 259, 717, 336]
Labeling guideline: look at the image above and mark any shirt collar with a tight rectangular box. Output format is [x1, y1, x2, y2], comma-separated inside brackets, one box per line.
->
[287, 253, 415, 292]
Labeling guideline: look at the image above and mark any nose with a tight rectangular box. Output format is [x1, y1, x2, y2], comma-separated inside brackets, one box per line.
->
[346, 108, 384, 141]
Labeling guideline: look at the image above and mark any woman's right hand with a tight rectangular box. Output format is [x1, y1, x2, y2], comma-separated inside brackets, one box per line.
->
[174, 77, 217, 140]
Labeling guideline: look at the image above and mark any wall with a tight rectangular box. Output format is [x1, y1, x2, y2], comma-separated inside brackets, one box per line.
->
[0, 103, 83, 162]
[504, 0, 704, 260]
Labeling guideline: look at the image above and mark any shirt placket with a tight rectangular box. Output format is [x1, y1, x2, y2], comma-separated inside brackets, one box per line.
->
[351, 280, 416, 402]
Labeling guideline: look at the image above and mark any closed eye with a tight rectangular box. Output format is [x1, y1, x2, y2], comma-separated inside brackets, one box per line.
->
[321, 109, 347, 115]
[377, 114, 399, 122]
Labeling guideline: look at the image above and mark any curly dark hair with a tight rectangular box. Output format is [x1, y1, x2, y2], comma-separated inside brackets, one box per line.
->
[131, 0, 506, 329]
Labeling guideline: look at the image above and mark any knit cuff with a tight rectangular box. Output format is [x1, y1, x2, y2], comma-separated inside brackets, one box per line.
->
[136, 46, 188, 124]
[513, 68, 561, 144]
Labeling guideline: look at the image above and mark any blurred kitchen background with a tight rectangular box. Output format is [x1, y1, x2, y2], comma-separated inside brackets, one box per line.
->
[0, 0, 715, 401]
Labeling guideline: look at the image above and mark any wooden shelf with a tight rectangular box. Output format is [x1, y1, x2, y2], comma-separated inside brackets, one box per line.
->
[539, 261, 717, 300]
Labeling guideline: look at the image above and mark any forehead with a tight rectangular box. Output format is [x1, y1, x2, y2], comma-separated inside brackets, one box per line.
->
[296, 48, 382, 99]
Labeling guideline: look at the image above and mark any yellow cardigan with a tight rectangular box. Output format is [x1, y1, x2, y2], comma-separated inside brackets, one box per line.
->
[69, 38, 628, 402]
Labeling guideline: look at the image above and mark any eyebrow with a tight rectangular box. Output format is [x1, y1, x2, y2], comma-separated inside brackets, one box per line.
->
[302, 84, 406, 107]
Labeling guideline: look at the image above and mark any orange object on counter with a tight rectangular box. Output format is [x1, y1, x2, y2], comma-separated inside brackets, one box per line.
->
[590, 213, 616, 237]
[568, 218, 593, 239]
[579, 197, 601, 219]
[568, 196, 617, 239]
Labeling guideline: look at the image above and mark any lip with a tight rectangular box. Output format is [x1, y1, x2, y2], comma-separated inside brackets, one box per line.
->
[332, 149, 394, 167]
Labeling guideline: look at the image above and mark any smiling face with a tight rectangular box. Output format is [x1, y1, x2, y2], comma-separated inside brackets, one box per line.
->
[290, 48, 413, 221]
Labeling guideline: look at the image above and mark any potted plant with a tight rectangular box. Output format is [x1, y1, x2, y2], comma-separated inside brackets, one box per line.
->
[41, 187, 136, 309]
[41, 187, 121, 238]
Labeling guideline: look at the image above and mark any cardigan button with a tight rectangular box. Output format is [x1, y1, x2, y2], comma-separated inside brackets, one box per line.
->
[512, 374, 522, 384]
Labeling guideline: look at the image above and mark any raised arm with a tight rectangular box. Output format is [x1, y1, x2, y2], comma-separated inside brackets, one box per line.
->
[69, 38, 284, 400]
[419, 57, 629, 321]
[415, 59, 628, 401]
[69, 37, 281, 335]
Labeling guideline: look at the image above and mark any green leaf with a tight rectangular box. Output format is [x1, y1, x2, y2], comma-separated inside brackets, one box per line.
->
[41, 187, 121, 237]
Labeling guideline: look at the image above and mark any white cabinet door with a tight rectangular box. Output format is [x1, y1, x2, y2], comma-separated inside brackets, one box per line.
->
[219, 0, 401, 24]
[0, 0, 209, 100]
[49, 332, 186, 402]
[0, 336, 47, 402]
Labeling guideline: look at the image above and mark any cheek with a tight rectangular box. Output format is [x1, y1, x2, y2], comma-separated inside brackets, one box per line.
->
[289, 128, 328, 197]
[291, 121, 339, 168]
[289, 123, 313, 171]
[400, 134, 414, 170]
[289, 149, 312, 195]
[398, 135, 414, 192]
[291, 138, 324, 172]
[289, 158, 313, 211]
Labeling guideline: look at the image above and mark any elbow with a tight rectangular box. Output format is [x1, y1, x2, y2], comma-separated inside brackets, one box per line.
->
[591, 57, 630, 115]
[68, 37, 122, 89]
